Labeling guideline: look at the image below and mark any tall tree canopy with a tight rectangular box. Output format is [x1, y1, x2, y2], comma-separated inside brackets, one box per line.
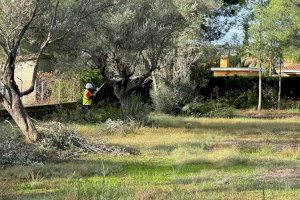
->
[248, 0, 299, 65]
[247, 0, 300, 110]
[85, 0, 221, 117]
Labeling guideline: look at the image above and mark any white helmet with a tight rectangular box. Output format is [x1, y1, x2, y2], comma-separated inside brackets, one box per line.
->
[85, 83, 93, 89]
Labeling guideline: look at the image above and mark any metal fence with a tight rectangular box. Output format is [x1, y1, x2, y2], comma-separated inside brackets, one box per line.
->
[32, 77, 80, 105]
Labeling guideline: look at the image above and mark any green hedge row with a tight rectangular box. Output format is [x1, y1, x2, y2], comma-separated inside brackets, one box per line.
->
[199, 76, 300, 100]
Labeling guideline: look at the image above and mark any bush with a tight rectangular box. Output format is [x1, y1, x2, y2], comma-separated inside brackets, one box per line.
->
[78, 68, 103, 91]
[125, 94, 152, 122]
[197, 76, 300, 109]
[208, 106, 234, 118]
[52, 102, 123, 123]
[281, 100, 300, 109]
[98, 103, 123, 121]
[182, 100, 234, 118]
[151, 82, 194, 114]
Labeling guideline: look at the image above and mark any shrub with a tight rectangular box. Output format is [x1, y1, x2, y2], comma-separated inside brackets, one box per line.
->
[125, 94, 152, 122]
[182, 100, 234, 118]
[53, 103, 123, 123]
[208, 106, 234, 118]
[98, 103, 123, 122]
[151, 81, 194, 114]
[198, 76, 300, 109]
[281, 100, 300, 109]
[77, 68, 103, 90]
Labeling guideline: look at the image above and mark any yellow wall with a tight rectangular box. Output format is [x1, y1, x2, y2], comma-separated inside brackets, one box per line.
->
[213, 71, 259, 77]
[220, 57, 229, 68]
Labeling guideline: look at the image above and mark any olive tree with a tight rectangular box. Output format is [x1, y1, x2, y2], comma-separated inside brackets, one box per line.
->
[0, 0, 58, 142]
[85, 0, 220, 117]
[0, 0, 116, 142]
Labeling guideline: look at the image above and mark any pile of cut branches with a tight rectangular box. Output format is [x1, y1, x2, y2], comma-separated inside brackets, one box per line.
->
[37, 122, 130, 156]
[0, 122, 130, 167]
[0, 136, 45, 167]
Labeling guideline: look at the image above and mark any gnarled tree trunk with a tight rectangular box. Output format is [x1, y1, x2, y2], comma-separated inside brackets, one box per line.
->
[118, 95, 130, 119]
[1, 88, 40, 142]
[89, 53, 156, 119]
[113, 83, 131, 119]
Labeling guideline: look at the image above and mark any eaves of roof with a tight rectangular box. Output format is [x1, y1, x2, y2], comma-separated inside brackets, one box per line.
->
[211, 67, 260, 72]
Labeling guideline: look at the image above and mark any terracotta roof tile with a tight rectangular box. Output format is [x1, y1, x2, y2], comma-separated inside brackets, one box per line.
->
[283, 64, 300, 71]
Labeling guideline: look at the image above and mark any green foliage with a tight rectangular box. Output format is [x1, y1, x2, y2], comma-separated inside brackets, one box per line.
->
[196, 76, 300, 109]
[280, 100, 300, 110]
[125, 94, 152, 122]
[248, 0, 299, 62]
[75, 66, 103, 91]
[56, 103, 123, 123]
[151, 81, 194, 114]
[98, 103, 123, 122]
[86, 0, 188, 74]
[182, 100, 234, 118]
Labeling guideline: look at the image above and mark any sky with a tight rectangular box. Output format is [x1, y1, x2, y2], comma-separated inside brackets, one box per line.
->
[212, 1, 254, 45]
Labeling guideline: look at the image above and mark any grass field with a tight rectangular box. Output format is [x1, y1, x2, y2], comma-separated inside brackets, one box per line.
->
[0, 114, 299, 200]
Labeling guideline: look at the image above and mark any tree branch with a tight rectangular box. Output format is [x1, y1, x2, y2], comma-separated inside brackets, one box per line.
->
[0, 37, 8, 54]
[88, 52, 116, 84]
[125, 29, 174, 95]
[0, 81, 12, 106]
[14, 2, 38, 53]
[19, 1, 63, 97]
[48, 0, 119, 45]
[20, 34, 51, 97]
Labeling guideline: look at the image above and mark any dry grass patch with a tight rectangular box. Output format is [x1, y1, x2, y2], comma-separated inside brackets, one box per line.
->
[1, 114, 300, 199]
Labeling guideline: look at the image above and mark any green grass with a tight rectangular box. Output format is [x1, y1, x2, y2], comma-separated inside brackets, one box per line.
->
[0, 113, 299, 199]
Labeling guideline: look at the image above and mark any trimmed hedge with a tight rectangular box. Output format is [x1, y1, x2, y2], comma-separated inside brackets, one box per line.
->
[198, 76, 300, 100]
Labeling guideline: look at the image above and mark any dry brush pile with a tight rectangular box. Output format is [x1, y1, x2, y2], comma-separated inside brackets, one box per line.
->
[0, 122, 130, 167]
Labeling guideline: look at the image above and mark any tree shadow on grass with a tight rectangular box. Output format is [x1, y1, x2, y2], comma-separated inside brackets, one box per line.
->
[2, 155, 298, 180]
[150, 140, 299, 154]
[150, 117, 300, 135]
[2, 155, 299, 199]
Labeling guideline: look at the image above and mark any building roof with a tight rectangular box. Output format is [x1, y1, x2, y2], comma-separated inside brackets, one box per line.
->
[211, 67, 260, 72]
[282, 64, 300, 71]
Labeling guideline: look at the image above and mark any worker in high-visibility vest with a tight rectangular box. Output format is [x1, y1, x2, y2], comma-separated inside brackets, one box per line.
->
[81, 83, 94, 116]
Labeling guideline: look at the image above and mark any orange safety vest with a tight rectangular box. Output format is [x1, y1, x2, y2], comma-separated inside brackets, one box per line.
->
[82, 89, 92, 106]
